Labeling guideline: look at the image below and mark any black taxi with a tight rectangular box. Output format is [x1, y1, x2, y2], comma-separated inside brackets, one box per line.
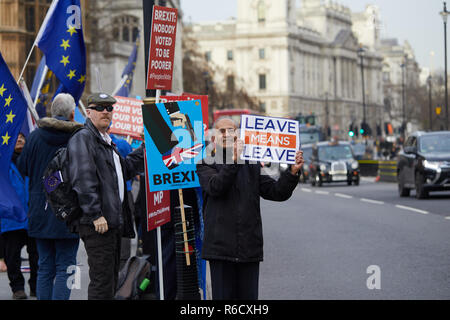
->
[309, 141, 360, 187]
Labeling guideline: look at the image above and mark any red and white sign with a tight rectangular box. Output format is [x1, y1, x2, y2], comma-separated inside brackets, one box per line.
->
[145, 153, 171, 231]
[146, 5, 178, 91]
[110, 96, 143, 140]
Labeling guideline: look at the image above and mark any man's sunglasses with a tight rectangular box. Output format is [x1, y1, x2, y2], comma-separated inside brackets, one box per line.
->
[88, 105, 114, 112]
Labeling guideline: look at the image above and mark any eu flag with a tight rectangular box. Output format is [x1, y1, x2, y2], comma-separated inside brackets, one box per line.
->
[36, 0, 86, 103]
[116, 31, 140, 97]
[0, 51, 28, 222]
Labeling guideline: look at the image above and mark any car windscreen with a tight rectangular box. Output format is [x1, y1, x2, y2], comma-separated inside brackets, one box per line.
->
[318, 145, 354, 161]
[352, 144, 365, 154]
[300, 132, 320, 145]
[419, 134, 450, 153]
[302, 148, 312, 162]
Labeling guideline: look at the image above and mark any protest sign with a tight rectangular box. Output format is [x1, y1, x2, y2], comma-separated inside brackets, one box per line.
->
[144, 152, 171, 231]
[142, 99, 204, 192]
[160, 94, 209, 133]
[110, 96, 143, 140]
[146, 5, 178, 91]
[240, 114, 300, 164]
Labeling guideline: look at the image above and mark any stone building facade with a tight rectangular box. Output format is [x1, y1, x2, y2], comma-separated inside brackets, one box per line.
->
[189, 0, 385, 138]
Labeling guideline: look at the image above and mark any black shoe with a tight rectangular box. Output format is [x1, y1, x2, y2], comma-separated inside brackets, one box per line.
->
[12, 290, 28, 300]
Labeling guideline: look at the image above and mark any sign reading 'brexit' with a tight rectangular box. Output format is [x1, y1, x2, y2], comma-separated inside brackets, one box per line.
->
[142, 100, 205, 192]
[240, 114, 300, 164]
[146, 5, 178, 91]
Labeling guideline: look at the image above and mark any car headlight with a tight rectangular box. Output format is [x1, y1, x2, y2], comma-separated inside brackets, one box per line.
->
[351, 161, 359, 169]
[423, 160, 442, 172]
[320, 164, 327, 172]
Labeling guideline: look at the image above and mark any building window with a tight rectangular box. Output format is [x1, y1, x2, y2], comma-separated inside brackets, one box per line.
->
[259, 48, 265, 59]
[259, 102, 266, 113]
[25, 5, 36, 32]
[259, 74, 266, 90]
[257, 0, 266, 23]
[112, 15, 140, 43]
[205, 51, 211, 62]
[227, 50, 233, 61]
[227, 75, 234, 92]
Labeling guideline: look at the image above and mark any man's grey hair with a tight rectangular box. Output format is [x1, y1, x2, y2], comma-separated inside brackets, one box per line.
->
[51, 93, 76, 119]
[213, 116, 237, 128]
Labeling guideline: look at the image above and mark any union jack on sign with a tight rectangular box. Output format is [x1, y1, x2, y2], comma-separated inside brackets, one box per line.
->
[162, 143, 204, 169]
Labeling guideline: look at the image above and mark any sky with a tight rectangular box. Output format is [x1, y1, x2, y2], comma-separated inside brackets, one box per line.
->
[180, 0, 448, 73]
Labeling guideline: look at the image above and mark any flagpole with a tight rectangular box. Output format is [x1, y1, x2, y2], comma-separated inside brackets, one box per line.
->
[111, 76, 128, 96]
[18, 79, 39, 122]
[33, 65, 49, 108]
[18, 0, 59, 83]
[18, 46, 36, 83]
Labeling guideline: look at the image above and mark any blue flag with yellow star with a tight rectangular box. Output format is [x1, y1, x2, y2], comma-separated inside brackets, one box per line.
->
[36, 0, 86, 103]
[116, 30, 140, 97]
[0, 51, 28, 222]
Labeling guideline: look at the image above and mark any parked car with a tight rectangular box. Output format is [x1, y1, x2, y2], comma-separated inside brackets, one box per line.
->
[397, 131, 450, 199]
[276, 144, 313, 183]
[351, 142, 366, 160]
[309, 141, 360, 187]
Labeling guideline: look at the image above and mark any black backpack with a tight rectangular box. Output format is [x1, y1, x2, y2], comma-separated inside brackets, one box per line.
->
[42, 129, 83, 225]
[114, 256, 152, 300]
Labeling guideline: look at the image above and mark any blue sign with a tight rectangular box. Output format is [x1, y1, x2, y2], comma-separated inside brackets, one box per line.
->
[142, 100, 204, 191]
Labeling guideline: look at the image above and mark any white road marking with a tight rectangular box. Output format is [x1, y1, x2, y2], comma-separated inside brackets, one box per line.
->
[445, 217, 450, 220]
[301, 188, 312, 193]
[361, 198, 385, 205]
[395, 205, 429, 215]
[315, 190, 330, 195]
[335, 193, 353, 199]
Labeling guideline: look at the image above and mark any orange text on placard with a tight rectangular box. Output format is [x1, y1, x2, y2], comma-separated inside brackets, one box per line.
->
[244, 131, 296, 148]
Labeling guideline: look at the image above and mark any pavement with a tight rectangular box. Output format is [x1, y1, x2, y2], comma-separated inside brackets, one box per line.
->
[1, 178, 449, 300]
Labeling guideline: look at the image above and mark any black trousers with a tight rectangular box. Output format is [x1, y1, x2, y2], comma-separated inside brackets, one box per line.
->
[209, 260, 260, 300]
[2, 229, 38, 293]
[80, 226, 121, 300]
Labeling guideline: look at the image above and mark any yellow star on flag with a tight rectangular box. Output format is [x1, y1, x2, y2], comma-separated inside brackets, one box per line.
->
[77, 75, 86, 84]
[67, 26, 77, 36]
[0, 84, 6, 97]
[60, 55, 70, 67]
[67, 70, 76, 80]
[4, 94, 12, 108]
[5, 110, 15, 124]
[1, 132, 11, 145]
[60, 39, 71, 51]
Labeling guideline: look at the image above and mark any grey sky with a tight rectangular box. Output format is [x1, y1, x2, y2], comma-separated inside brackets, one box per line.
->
[180, 0, 448, 73]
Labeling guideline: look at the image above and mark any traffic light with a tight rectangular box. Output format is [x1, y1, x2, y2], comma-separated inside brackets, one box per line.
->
[360, 122, 371, 137]
[348, 124, 355, 137]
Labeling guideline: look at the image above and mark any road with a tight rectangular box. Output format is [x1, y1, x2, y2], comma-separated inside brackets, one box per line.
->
[1, 178, 449, 300]
[259, 177, 450, 299]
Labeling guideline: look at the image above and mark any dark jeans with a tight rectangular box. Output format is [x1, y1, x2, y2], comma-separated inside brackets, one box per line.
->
[2, 229, 38, 293]
[209, 260, 260, 300]
[80, 225, 121, 300]
[35, 238, 79, 300]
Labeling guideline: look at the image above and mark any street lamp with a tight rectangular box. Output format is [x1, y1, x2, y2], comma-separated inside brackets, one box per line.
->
[400, 57, 406, 137]
[427, 75, 433, 131]
[440, 1, 449, 130]
[357, 46, 367, 143]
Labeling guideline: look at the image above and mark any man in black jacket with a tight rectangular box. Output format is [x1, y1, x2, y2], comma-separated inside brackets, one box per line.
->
[67, 93, 144, 300]
[197, 117, 304, 300]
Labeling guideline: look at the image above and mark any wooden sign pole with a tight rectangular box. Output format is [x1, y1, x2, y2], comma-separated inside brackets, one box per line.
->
[178, 189, 191, 266]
